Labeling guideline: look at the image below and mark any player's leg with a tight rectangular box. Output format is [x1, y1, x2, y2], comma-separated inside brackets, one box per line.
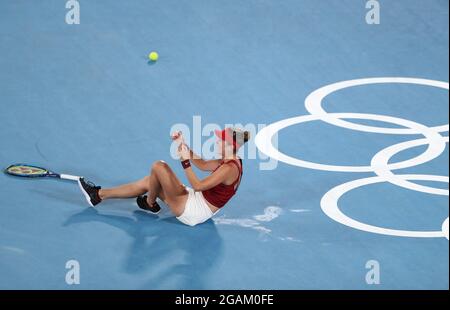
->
[99, 177, 149, 199]
[147, 160, 188, 216]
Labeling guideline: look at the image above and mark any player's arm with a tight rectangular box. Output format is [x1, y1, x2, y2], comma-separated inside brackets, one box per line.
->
[171, 131, 221, 172]
[183, 162, 233, 191]
[188, 147, 221, 171]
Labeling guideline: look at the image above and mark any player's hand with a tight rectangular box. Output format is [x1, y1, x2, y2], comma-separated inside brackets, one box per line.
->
[171, 131, 184, 144]
[177, 143, 190, 161]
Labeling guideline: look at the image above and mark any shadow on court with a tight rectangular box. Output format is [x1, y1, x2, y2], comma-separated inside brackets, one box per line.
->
[62, 204, 224, 289]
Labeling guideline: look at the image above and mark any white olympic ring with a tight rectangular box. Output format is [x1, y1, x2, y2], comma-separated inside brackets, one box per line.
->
[371, 136, 449, 196]
[443, 218, 449, 240]
[321, 174, 449, 238]
[255, 77, 449, 239]
[255, 112, 446, 173]
[305, 77, 449, 134]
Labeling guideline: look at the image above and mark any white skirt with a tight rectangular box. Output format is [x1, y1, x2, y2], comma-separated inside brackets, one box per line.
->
[176, 187, 217, 226]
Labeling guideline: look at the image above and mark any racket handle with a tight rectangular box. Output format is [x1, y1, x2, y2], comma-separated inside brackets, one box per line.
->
[60, 174, 81, 181]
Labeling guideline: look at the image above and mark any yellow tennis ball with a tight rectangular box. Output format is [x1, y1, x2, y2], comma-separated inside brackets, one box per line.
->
[149, 51, 159, 61]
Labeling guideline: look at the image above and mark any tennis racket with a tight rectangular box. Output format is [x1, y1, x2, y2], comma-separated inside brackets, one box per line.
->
[4, 163, 80, 181]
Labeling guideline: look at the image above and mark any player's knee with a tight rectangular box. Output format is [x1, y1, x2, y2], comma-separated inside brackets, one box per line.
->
[151, 160, 167, 172]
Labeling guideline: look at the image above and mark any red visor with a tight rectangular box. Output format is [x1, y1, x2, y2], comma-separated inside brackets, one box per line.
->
[215, 128, 240, 150]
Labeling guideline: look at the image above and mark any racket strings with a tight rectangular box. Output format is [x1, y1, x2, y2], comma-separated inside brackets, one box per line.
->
[5, 164, 48, 176]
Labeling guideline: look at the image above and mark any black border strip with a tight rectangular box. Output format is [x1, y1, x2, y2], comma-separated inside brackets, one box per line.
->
[0, 290, 448, 306]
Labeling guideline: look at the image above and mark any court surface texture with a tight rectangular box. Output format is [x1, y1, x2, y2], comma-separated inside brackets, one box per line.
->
[0, 0, 448, 289]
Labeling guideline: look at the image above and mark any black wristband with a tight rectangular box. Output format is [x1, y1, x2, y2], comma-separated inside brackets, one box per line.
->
[181, 159, 191, 169]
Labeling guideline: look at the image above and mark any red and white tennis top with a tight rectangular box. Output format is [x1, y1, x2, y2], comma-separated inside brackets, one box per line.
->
[202, 158, 243, 209]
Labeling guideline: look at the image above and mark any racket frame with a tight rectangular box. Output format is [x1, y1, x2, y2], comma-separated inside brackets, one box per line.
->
[4, 164, 80, 181]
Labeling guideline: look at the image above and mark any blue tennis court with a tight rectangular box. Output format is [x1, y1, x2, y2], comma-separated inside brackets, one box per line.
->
[0, 0, 448, 289]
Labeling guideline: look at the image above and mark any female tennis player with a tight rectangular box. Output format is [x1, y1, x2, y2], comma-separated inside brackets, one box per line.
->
[78, 128, 250, 226]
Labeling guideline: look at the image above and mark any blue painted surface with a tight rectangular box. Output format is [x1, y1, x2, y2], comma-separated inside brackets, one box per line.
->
[0, 0, 448, 289]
